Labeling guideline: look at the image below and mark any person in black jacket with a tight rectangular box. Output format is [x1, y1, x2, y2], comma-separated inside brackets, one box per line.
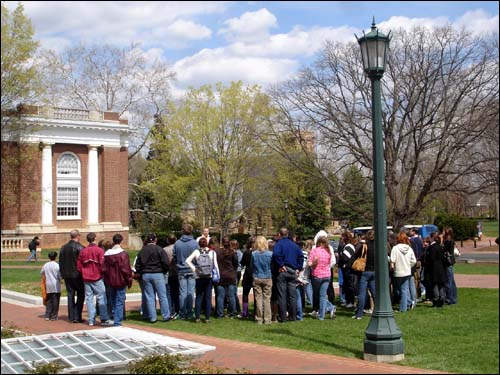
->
[27, 236, 40, 262]
[352, 231, 376, 320]
[427, 233, 447, 307]
[135, 233, 170, 323]
[59, 230, 85, 323]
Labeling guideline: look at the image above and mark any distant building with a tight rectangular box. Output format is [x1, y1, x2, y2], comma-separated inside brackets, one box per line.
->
[1, 105, 130, 252]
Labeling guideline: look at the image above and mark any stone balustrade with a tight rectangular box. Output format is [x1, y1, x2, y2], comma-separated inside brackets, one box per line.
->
[1, 236, 32, 253]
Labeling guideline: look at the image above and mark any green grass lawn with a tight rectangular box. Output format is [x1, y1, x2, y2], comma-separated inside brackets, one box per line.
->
[127, 288, 499, 374]
[482, 221, 499, 238]
[453, 263, 499, 275]
[0, 268, 142, 296]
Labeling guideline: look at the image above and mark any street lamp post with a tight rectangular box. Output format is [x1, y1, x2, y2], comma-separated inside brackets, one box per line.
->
[356, 18, 404, 363]
[284, 199, 289, 228]
[144, 202, 149, 237]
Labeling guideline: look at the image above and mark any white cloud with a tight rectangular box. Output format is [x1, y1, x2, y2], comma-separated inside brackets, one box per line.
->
[377, 10, 499, 36]
[218, 8, 278, 42]
[10, 1, 226, 49]
[173, 47, 297, 89]
[453, 9, 499, 36]
[228, 24, 359, 58]
[377, 15, 449, 33]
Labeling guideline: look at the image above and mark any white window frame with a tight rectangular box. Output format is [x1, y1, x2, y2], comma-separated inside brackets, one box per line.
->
[56, 152, 81, 220]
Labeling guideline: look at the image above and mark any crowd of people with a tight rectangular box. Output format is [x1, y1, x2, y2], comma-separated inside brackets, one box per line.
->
[39, 224, 460, 325]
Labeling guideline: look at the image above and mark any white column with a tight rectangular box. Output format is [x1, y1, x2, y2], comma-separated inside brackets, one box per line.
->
[87, 145, 99, 224]
[41, 143, 54, 225]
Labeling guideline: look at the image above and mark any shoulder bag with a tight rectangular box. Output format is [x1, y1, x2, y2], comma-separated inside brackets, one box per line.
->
[351, 243, 367, 272]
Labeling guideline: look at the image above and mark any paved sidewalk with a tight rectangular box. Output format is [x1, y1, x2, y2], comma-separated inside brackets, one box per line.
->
[1, 301, 444, 374]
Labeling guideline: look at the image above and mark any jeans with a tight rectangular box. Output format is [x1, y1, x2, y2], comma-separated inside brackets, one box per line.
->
[409, 275, 417, 306]
[27, 250, 37, 262]
[296, 285, 304, 320]
[216, 284, 236, 318]
[312, 276, 333, 320]
[446, 266, 457, 304]
[305, 282, 313, 305]
[109, 287, 126, 326]
[168, 274, 180, 314]
[276, 271, 297, 321]
[195, 278, 213, 320]
[395, 276, 411, 312]
[138, 278, 150, 320]
[178, 273, 195, 319]
[64, 277, 85, 322]
[355, 271, 376, 318]
[338, 268, 346, 304]
[142, 273, 170, 322]
[84, 279, 109, 324]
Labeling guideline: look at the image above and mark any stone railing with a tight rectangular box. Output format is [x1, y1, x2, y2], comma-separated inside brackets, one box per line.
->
[1, 236, 33, 253]
[13, 104, 128, 125]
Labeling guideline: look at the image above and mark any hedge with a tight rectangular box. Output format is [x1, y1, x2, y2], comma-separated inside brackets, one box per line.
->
[434, 214, 477, 240]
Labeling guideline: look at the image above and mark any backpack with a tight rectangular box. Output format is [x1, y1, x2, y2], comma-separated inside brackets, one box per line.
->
[196, 251, 213, 277]
[442, 249, 455, 267]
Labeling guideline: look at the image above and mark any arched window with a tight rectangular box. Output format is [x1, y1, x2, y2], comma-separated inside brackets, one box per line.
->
[56, 152, 81, 219]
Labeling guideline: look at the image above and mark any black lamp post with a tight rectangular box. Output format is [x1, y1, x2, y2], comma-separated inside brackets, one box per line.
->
[284, 199, 289, 228]
[144, 202, 149, 237]
[356, 18, 404, 362]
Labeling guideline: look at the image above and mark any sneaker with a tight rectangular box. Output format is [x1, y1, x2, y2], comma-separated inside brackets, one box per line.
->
[170, 313, 178, 321]
[330, 306, 337, 320]
[363, 309, 373, 315]
[162, 318, 171, 322]
[410, 302, 416, 310]
[204, 319, 211, 324]
[310, 311, 318, 318]
[352, 315, 362, 320]
[45, 318, 50, 321]
[101, 320, 113, 326]
[88, 322, 95, 326]
[195, 319, 201, 323]
[345, 303, 354, 308]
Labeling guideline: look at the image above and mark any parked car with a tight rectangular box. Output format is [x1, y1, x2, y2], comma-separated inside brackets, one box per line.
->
[403, 224, 439, 239]
[352, 226, 393, 237]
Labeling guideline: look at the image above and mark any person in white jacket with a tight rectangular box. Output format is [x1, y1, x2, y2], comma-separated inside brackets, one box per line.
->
[390, 232, 417, 312]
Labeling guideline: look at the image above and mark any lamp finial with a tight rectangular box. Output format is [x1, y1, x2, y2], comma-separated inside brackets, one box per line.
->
[371, 16, 377, 30]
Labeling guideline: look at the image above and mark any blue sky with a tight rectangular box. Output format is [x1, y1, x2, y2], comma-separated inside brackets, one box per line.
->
[6, 1, 499, 96]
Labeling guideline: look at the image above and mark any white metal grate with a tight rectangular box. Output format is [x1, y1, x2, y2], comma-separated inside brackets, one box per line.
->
[0, 327, 215, 374]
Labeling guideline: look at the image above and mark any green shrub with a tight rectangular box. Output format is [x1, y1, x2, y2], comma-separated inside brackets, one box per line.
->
[128, 353, 187, 374]
[434, 214, 477, 240]
[24, 360, 68, 374]
[127, 353, 251, 374]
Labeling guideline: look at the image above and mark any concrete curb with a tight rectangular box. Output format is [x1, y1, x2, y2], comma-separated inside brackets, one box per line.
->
[1, 289, 142, 307]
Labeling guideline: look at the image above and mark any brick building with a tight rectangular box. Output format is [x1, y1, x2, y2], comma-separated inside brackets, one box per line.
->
[1, 105, 130, 251]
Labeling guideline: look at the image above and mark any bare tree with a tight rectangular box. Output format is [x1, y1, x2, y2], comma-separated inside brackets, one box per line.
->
[40, 43, 176, 159]
[267, 26, 499, 228]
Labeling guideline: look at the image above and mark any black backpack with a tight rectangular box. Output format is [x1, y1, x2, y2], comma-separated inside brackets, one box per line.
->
[442, 249, 455, 267]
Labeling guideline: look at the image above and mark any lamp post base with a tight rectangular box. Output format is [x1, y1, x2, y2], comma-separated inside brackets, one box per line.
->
[364, 338, 404, 363]
[364, 352, 405, 363]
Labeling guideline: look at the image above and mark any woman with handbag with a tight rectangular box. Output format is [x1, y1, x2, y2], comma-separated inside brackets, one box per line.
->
[352, 230, 376, 320]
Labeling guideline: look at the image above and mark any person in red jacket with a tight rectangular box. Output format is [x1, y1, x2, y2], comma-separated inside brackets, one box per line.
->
[77, 232, 111, 326]
[102, 233, 132, 326]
